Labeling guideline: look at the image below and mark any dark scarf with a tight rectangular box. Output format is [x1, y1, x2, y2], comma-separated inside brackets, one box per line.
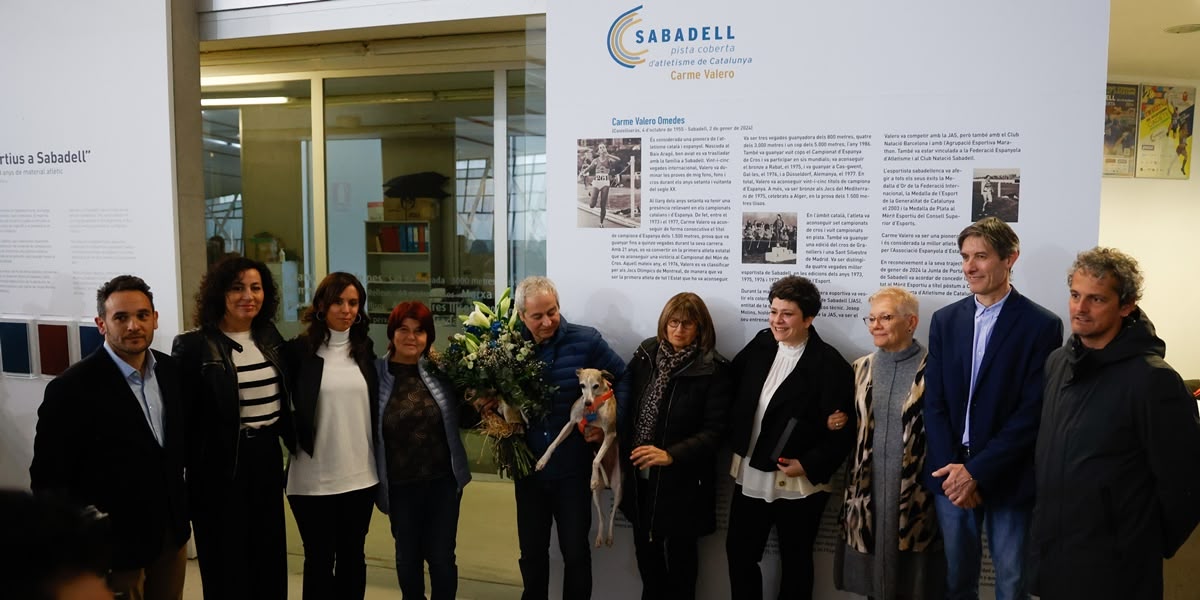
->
[633, 340, 697, 447]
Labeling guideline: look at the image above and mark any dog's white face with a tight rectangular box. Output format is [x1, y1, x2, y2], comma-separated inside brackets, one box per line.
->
[577, 368, 611, 407]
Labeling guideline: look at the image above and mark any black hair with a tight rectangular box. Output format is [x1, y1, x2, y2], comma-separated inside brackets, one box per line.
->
[96, 275, 153, 317]
[192, 255, 280, 330]
[0, 489, 111, 600]
[299, 272, 371, 361]
[768, 275, 822, 319]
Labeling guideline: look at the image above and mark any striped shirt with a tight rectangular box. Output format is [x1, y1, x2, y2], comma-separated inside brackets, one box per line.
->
[226, 329, 281, 429]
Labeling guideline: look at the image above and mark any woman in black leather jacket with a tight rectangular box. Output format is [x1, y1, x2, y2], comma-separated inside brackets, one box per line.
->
[283, 271, 378, 600]
[620, 292, 732, 600]
[172, 255, 295, 600]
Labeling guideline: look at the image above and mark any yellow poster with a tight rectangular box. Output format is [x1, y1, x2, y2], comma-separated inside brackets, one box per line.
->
[1136, 85, 1193, 179]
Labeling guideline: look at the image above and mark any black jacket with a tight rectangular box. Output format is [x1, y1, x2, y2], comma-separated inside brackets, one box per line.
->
[172, 324, 296, 483]
[30, 348, 190, 569]
[1033, 309, 1200, 599]
[285, 336, 378, 458]
[619, 337, 732, 538]
[730, 326, 855, 485]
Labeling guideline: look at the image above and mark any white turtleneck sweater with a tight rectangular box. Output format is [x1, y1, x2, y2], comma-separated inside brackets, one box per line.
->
[285, 328, 379, 496]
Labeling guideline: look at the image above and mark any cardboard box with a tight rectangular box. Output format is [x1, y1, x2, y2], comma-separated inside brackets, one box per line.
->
[383, 197, 440, 221]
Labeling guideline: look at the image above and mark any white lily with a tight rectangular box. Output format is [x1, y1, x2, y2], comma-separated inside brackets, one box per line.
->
[464, 308, 491, 328]
[472, 301, 495, 318]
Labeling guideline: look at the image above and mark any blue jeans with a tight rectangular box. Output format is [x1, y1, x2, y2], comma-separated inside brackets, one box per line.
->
[933, 494, 1030, 600]
[514, 474, 593, 600]
[387, 475, 462, 600]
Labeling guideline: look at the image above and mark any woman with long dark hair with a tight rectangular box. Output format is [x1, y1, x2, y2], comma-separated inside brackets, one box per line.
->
[373, 301, 473, 600]
[285, 272, 379, 599]
[172, 255, 295, 599]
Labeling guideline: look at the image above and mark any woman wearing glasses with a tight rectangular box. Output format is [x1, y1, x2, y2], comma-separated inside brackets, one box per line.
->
[621, 292, 732, 600]
[830, 287, 944, 599]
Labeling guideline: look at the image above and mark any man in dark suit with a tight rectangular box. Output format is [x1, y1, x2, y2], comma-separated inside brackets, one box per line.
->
[31, 275, 190, 600]
[923, 218, 1063, 600]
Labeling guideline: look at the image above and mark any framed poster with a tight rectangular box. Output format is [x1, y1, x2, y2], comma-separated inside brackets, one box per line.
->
[1103, 83, 1138, 177]
[1136, 85, 1194, 179]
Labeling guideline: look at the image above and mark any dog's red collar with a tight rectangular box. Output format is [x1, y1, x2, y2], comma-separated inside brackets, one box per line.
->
[576, 388, 614, 434]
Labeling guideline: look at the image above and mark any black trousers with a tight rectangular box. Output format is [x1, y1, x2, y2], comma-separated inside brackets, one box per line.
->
[387, 475, 461, 600]
[514, 474, 593, 600]
[726, 485, 829, 600]
[287, 484, 377, 600]
[191, 431, 288, 600]
[632, 479, 698, 600]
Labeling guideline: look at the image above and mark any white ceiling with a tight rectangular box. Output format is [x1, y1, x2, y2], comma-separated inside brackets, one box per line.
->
[1109, 0, 1200, 80]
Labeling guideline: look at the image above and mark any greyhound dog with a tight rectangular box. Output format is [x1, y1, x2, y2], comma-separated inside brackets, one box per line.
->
[535, 368, 622, 547]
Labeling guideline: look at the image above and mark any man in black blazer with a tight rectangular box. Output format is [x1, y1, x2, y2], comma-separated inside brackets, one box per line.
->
[31, 275, 190, 600]
[923, 218, 1063, 600]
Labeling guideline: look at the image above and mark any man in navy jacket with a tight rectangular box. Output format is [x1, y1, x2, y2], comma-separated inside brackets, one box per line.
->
[505, 276, 629, 600]
[923, 218, 1062, 600]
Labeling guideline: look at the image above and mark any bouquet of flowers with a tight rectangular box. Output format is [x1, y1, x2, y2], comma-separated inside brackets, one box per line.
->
[433, 288, 556, 479]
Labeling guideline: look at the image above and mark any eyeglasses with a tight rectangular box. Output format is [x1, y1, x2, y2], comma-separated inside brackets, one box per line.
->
[667, 319, 697, 330]
[862, 314, 896, 326]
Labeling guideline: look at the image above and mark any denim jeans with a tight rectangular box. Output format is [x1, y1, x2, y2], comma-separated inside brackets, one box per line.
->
[933, 494, 1031, 600]
[387, 475, 462, 600]
[514, 474, 593, 600]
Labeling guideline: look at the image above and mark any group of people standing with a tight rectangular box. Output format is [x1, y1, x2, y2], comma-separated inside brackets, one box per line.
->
[25, 215, 1200, 600]
[30, 257, 471, 600]
[495, 217, 1199, 600]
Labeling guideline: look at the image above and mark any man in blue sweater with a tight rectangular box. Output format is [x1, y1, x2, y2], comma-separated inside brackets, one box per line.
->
[508, 275, 629, 600]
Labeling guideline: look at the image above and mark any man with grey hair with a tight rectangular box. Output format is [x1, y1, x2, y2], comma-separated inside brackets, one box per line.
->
[1032, 247, 1200, 599]
[489, 276, 629, 600]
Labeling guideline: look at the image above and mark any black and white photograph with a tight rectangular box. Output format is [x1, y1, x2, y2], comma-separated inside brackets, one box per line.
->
[741, 211, 797, 264]
[576, 137, 641, 228]
[971, 168, 1020, 222]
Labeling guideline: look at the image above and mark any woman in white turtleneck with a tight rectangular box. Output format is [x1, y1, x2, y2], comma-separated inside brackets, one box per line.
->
[285, 272, 379, 600]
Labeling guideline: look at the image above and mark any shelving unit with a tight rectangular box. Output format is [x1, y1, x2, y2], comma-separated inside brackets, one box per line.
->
[364, 220, 432, 322]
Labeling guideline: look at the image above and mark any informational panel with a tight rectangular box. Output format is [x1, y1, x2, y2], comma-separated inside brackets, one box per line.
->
[0, 0, 181, 487]
[546, 1, 1108, 598]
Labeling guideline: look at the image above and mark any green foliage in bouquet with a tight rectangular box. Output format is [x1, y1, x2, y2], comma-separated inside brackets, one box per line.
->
[433, 288, 556, 479]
